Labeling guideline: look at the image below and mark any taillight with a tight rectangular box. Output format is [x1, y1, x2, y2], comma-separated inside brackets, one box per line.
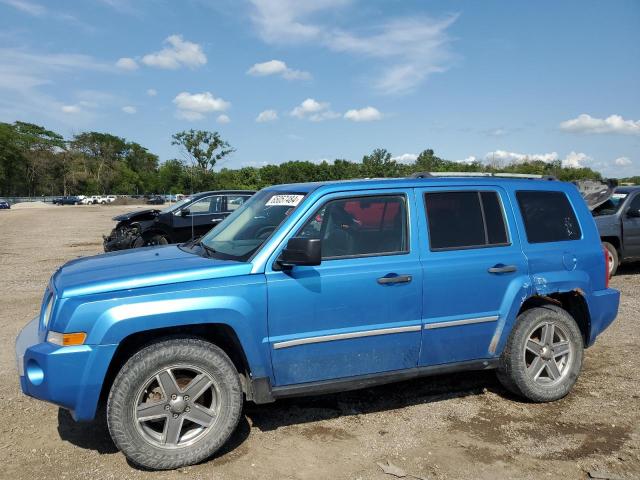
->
[603, 247, 610, 288]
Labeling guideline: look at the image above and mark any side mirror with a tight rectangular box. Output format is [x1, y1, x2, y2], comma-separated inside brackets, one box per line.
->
[627, 209, 640, 218]
[181, 208, 190, 217]
[278, 237, 321, 268]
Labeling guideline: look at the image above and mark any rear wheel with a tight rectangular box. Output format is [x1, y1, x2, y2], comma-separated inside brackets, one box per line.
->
[602, 241, 619, 277]
[497, 306, 583, 402]
[107, 338, 243, 470]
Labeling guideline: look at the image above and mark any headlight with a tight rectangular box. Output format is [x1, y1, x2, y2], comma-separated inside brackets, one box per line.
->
[42, 292, 54, 329]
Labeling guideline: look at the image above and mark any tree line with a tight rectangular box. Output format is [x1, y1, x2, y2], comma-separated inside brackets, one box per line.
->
[0, 121, 612, 198]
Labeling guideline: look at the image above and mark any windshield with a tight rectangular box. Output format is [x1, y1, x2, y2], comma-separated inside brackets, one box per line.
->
[200, 190, 306, 261]
[592, 192, 628, 216]
[161, 197, 191, 213]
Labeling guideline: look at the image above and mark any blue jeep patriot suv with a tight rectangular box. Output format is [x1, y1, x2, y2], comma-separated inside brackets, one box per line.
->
[16, 174, 620, 469]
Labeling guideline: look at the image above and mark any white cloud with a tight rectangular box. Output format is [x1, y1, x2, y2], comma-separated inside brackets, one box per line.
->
[614, 156, 632, 166]
[484, 150, 597, 169]
[142, 35, 206, 69]
[391, 153, 417, 163]
[173, 91, 230, 121]
[248, 1, 458, 94]
[458, 155, 478, 164]
[290, 98, 339, 121]
[216, 114, 230, 124]
[146, 88, 157, 96]
[256, 109, 278, 122]
[115, 57, 138, 70]
[344, 106, 382, 122]
[560, 114, 640, 136]
[122, 105, 136, 114]
[247, 59, 311, 80]
[1, 0, 45, 16]
[562, 151, 592, 168]
[484, 150, 559, 164]
[61, 104, 80, 113]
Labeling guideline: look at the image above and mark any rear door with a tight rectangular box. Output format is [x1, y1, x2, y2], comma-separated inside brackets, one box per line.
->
[416, 186, 529, 365]
[622, 193, 640, 258]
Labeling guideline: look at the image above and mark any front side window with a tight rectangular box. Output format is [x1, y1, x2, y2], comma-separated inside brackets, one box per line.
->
[516, 191, 581, 243]
[424, 191, 509, 250]
[298, 195, 408, 259]
[200, 190, 306, 261]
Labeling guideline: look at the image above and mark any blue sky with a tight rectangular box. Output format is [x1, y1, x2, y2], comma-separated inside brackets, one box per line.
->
[1, 0, 639, 177]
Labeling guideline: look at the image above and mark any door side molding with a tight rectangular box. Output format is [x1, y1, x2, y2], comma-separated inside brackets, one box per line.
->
[424, 315, 499, 330]
[272, 324, 422, 350]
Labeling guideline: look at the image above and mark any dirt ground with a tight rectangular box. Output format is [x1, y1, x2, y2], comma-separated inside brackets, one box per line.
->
[0, 205, 638, 480]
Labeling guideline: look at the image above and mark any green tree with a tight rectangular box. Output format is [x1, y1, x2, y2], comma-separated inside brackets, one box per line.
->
[171, 130, 234, 172]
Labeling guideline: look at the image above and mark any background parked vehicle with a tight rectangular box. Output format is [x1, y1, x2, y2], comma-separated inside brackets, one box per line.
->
[0, 198, 10, 209]
[146, 195, 165, 205]
[592, 186, 640, 275]
[53, 196, 82, 205]
[103, 190, 255, 251]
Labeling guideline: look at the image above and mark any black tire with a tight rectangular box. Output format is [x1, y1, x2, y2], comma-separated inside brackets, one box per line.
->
[133, 234, 169, 248]
[497, 305, 583, 402]
[107, 338, 243, 470]
[602, 241, 619, 277]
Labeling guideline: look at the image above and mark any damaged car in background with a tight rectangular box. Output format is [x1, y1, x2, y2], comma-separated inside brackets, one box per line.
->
[103, 190, 255, 251]
[577, 179, 640, 276]
[575, 178, 640, 275]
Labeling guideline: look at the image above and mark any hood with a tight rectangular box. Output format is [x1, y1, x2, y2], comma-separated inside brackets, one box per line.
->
[52, 245, 252, 298]
[573, 179, 618, 210]
[113, 208, 161, 222]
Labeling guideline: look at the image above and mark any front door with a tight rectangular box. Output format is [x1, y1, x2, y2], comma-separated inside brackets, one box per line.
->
[266, 190, 423, 386]
[173, 195, 226, 241]
[622, 193, 640, 258]
[416, 187, 529, 366]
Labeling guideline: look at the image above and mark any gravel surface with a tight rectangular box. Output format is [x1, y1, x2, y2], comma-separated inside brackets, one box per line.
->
[0, 206, 638, 480]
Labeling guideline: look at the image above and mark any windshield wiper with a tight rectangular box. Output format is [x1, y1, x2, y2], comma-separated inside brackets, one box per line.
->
[200, 243, 217, 258]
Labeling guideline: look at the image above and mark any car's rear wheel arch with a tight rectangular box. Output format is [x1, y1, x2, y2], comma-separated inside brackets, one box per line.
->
[518, 292, 590, 346]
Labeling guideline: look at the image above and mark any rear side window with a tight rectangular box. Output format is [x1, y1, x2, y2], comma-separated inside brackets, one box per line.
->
[424, 191, 509, 250]
[516, 191, 581, 243]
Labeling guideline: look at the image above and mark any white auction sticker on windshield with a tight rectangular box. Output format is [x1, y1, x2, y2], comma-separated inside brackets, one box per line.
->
[266, 194, 304, 206]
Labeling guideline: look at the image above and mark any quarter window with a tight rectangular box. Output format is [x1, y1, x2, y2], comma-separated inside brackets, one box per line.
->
[424, 191, 509, 250]
[298, 195, 408, 259]
[516, 191, 581, 243]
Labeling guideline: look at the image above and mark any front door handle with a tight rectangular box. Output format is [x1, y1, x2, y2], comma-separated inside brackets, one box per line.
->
[377, 274, 412, 285]
[488, 264, 517, 274]
[212, 218, 222, 223]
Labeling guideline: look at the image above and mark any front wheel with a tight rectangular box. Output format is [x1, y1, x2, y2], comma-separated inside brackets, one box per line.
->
[107, 338, 243, 470]
[497, 306, 583, 402]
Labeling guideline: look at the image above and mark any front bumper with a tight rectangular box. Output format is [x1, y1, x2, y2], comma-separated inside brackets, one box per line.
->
[586, 288, 620, 346]
[16, 317, 117, 421]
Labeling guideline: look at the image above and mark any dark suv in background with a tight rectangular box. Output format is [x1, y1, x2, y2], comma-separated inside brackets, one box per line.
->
[103, 190, 255, 251]
[592, 186, 640, 275]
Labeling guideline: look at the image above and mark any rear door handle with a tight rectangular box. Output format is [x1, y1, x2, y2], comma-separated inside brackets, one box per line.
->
[488, 264, 517, 274]
[377, 274, 412, 285]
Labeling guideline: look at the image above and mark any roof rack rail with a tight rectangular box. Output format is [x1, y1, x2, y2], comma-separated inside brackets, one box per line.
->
[409, 172, 557, 181]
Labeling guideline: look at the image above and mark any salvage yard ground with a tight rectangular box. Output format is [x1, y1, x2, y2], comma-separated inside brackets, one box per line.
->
[0, 205, 639, 480]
